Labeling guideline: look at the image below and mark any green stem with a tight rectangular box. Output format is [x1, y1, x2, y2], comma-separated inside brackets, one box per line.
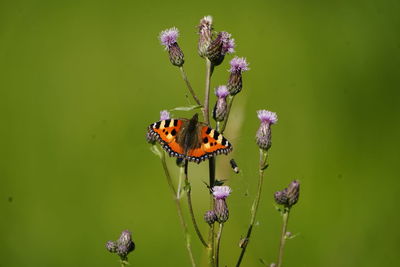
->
[179, 66, 202, 106]
[184, 160, 209, 248]
[177, 165, 184, 199]
[220, 95, 235, 134]
[215, 223, 224, 267]
[160, 152, 196, 267]
[236, 149, 268, 267]
[277, 208, 290, 267]
[203, 58, 212, 125]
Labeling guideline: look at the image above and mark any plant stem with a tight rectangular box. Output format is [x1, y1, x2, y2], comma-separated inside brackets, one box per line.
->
[220, 95, 235, 134]
[203, 58, 212, 124]
[179, 66, 202, 106]
[215, 223, 224, 267]
[185, 160, 209, 248]
[277, 208, 290, 267]
[160, 152, 196, 267]
[236, 149, 268, 267]
[177, 165, 184, 199]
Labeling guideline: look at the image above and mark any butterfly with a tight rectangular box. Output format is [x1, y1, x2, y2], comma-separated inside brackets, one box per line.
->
[147, 113, 232, 163]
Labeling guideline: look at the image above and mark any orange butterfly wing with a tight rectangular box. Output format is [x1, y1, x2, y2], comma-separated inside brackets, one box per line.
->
[186, 126, 232, 163]
[148, 119, 185, 157]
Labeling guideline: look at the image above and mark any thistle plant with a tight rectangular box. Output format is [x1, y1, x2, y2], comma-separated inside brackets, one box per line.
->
[106, 230, 135, 266]
[136, 15, 303, 267]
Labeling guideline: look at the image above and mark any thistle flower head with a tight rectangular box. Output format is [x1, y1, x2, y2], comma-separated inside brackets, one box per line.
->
[204, 210, 217, 225]
[274, 180, 300, 208]
[220, 31, 235, 55]
[215, 85, 230, 99]
[198, 16, 213, 57]
[257, 110, 278, 125]
[105, 230, 135, 261]
[256, 110, 278, 150]
[229, 57, 249, 73]
[159, 27, 179, 49]
[160, 110, 170, 120]
[212, 185, 232, 199]
[198, 16, 213, 32]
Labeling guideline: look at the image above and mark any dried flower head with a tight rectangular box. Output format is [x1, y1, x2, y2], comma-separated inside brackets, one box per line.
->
[159, 27, 184, 66]
[227, 57, 249, 95]
[212, 185, 232, 199]
[207, 31, 235, 66]
[198, 16, 213, 57]
[256, 110, 278, 151]
[213, 85, 230, 122]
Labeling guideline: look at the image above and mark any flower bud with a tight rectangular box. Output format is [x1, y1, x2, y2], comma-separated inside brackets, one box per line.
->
[159, 110, 170, 120]
[106, 241, 116, 253]
[159, 27, 184, 67]
[227, 57, 249, 95]
[212, 85, 229, 122]
[106, 230, 135, 261]
[212, 186, 231, 223]
[274, 180, 300, 208]
[204, 210, 217, 225]
[197, 16, 213, 58]
[206, 31, 235, 66]
[286, 180, 300, 207]
[214, 199, 229, 223]
[256, 110, 278, 151]
[274, 189, 288, 205]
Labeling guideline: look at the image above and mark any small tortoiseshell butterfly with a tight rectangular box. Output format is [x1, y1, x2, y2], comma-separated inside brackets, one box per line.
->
[147, 113, 232, 163]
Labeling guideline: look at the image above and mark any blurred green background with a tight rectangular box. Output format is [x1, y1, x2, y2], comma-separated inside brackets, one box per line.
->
[1, 0, 400, 266]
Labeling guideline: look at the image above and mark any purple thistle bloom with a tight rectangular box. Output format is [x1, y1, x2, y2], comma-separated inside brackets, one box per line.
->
[229, 57, 250, 73]
[257, 110, 278, 125]
[212, 186, 232, 199]
[160, 110, 170, 120]
[220, 31, 235, 55]
[215, 85, 230, 99]
[159, 27, 179, 50]
[256, 110, 278, 151]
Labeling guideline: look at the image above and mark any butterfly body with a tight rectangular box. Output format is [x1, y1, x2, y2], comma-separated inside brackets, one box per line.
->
[147, 114, 232, 163]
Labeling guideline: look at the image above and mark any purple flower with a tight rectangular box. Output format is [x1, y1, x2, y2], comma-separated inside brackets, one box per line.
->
[256, 110, 278, 150]
[212, 186, 232, 200]
[257, 110, 278, 125]
[215, 85, 229, 99]
[159, 27, 179, 50]
[229, 57, 249, 73]
[220, 31, 235, 55]
[160, 110, 170, 120]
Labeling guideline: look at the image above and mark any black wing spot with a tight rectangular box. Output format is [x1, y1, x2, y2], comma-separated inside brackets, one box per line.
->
[164, 119, 171, 127]
[165, 131, 169, 135]
[203, 137, 209, 143]
[174, 120, 178, 126]
[155, 121, 161, 129]
[213, 130, 219, 140]
[206, 127, 212, 134]
[171, 129, 177, 136]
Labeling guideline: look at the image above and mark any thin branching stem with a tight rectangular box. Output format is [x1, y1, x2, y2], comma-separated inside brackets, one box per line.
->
[236, 149, 268, 267]
[179, 66, 202, 106]
[277, 208, 290, 267]
[185, 160, 209, 248]
[215, 223, 224, 267]
[160, 152, 196, 267]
